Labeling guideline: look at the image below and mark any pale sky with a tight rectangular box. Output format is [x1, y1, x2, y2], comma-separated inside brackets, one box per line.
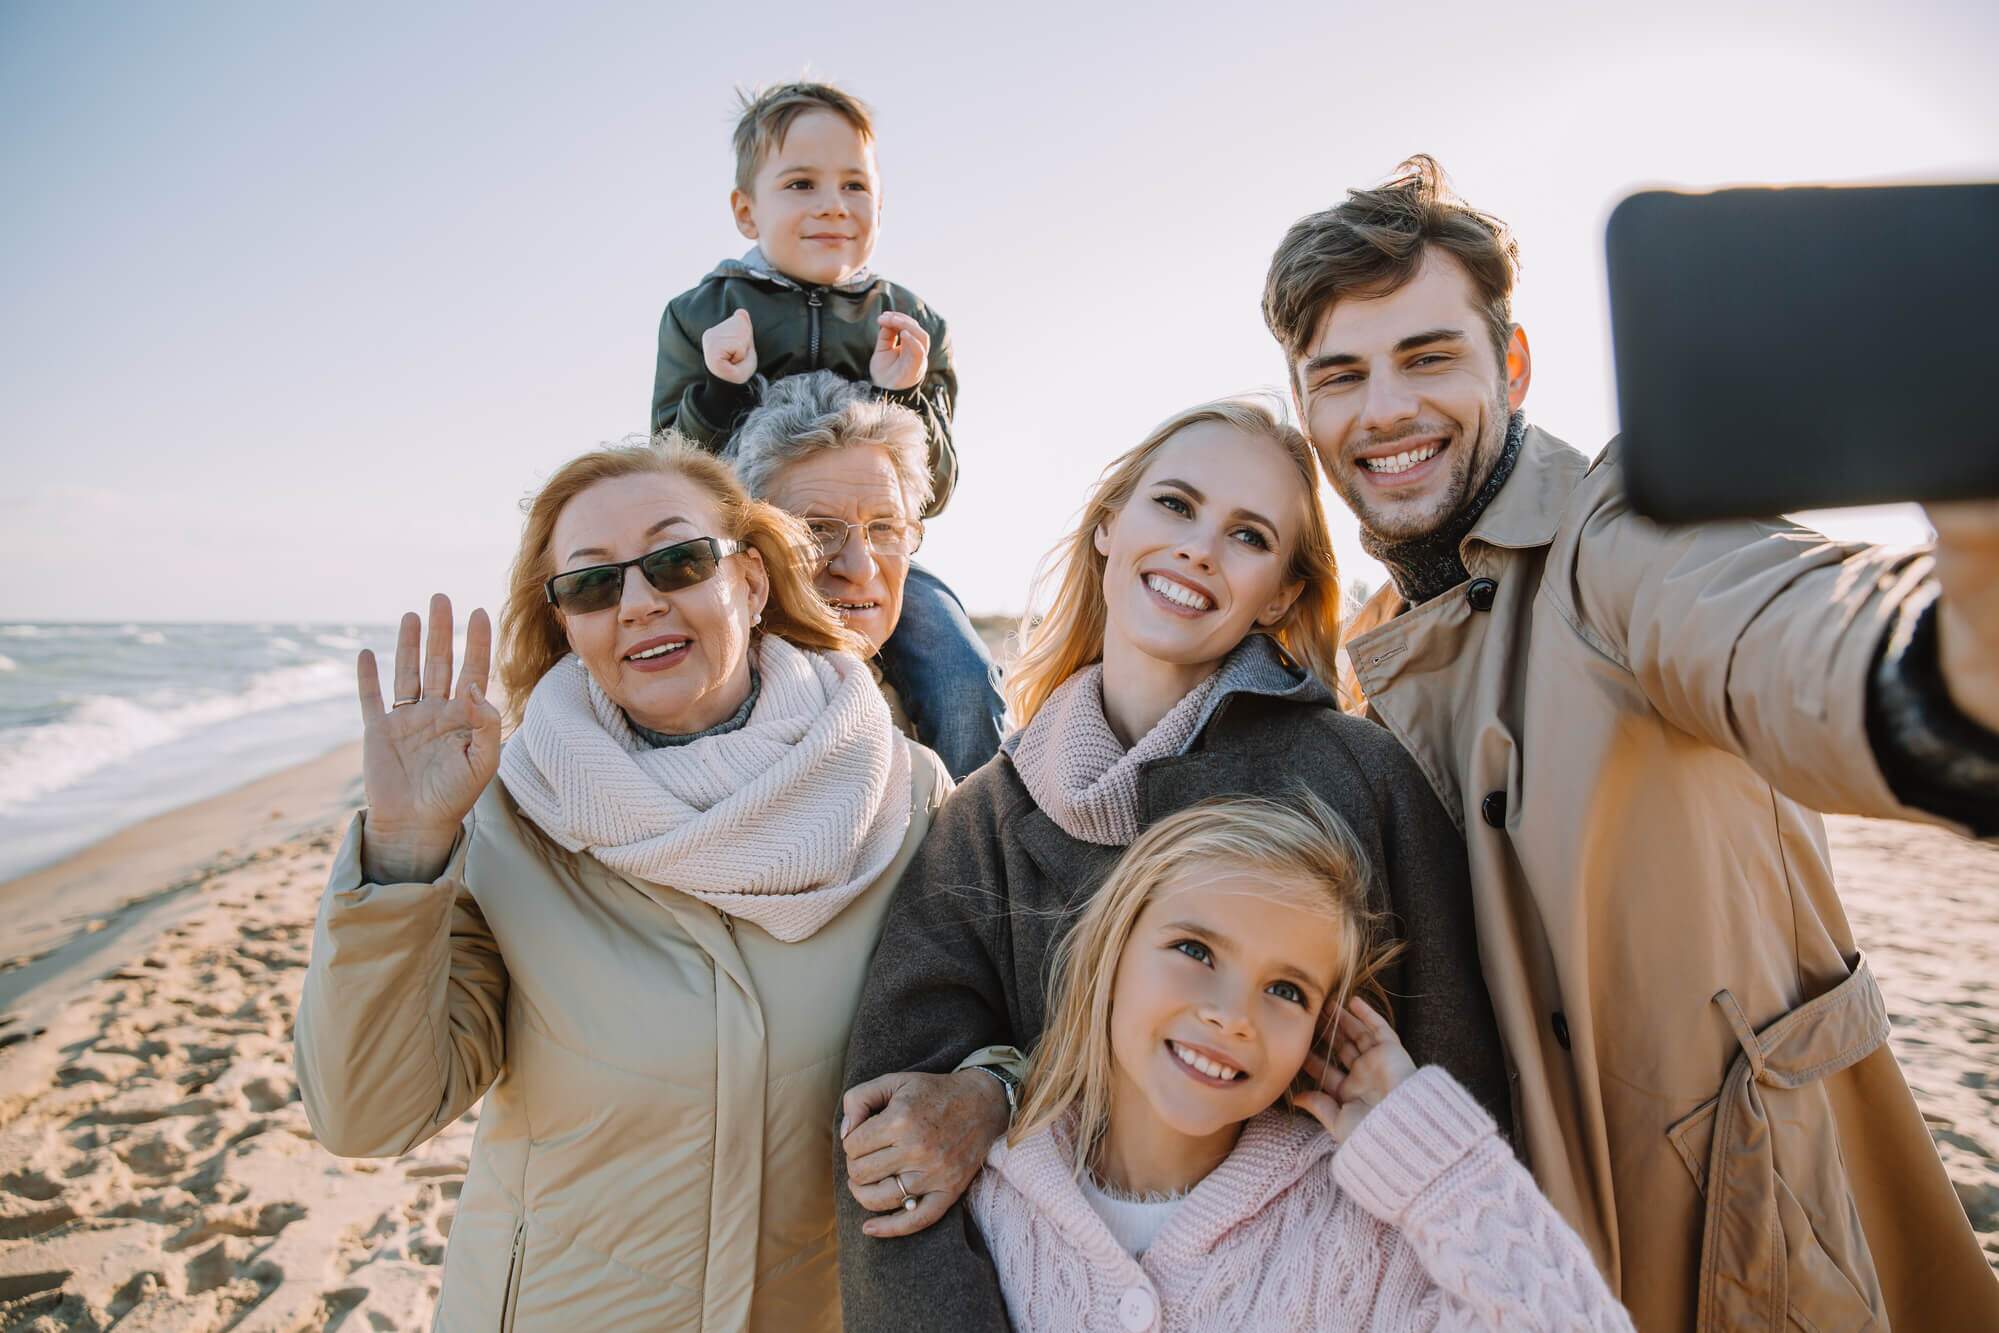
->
[3, 1, 1993, 623]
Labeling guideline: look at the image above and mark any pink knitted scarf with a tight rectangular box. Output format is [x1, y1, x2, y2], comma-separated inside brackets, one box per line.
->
[1005, 663, 1224, 846]
[498, 636, 910, 942]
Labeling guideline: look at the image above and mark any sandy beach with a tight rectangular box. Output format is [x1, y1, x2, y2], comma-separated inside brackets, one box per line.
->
[0, 745, 1993, 1329]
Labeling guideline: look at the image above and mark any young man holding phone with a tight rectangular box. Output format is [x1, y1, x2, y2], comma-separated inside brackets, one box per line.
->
[1263, 156, 1999, 1329]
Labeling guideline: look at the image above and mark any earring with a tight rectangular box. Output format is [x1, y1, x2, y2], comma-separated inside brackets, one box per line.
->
[753, 612, 763, 627]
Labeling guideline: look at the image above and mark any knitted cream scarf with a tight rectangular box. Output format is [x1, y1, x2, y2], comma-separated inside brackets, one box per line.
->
[1005, 664, 1225, 847]
[499, 636, 910, 943]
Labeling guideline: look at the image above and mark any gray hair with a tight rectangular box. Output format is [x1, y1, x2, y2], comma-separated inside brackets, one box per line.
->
[727, 371, 935, 515]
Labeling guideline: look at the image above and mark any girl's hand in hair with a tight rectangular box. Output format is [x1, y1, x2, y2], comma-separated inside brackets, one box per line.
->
[869, 312, 930, 391]
[1295, 997, 1417, 1144]
[354, 595, 502, 884]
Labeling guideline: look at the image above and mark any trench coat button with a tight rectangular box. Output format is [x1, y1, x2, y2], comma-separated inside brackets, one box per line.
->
[1552, 1011, 1572, 1051]
[1118, 1285, 1157, 1331]
[1466, 577, 1498, 612]
[1480, 791, 1507, 828]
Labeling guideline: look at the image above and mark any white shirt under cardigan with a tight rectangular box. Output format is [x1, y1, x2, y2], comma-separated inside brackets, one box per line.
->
[1078, 1176, 1183, 1257]
[966, 1069, 1634, 1332]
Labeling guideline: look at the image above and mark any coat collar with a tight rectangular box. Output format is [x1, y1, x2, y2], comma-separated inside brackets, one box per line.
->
[1462, 424, 1592, 554]
[1345, 425, 1592, 625]
[1183, 633, 1333, 736]
[1000, 633, 1330, 763]
[1001, 635, 1332, 881]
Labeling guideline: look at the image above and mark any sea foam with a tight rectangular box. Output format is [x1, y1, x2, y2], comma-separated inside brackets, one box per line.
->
[0, 660, 350, 809]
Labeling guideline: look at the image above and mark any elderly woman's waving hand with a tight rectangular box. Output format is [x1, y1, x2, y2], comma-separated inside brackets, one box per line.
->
[351, 598, 501, 885]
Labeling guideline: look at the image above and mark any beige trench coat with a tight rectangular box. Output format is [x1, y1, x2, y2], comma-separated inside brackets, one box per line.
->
[296, 736, 949, 1331]
[1344, 427, 1998, 1331]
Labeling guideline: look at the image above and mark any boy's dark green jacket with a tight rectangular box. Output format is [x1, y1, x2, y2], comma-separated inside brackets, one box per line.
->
[651, 253, 958, 516]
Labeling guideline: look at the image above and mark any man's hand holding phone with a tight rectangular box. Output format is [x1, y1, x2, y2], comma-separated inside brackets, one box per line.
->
[1931, 500, 1999, 736]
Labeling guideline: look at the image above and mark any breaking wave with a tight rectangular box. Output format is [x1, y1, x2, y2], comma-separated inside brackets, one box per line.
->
[0, 660, 351, 808]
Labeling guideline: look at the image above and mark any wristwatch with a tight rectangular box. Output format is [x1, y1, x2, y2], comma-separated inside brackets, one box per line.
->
[970, 1063, 1022, 1119]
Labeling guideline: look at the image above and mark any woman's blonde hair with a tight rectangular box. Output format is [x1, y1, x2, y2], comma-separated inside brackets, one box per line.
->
[1003, 397, 1344, 727]
[1010, 793, 1402, 1169]
[496, 433, 868, 728]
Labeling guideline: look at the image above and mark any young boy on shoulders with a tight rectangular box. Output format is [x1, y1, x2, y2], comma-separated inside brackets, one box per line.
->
[651, 81, 1002, 778]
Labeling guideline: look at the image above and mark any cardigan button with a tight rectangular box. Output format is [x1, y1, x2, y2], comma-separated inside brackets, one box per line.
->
[1552, 1011, 1572, 1051]
[1118, 1285, 1158, 1331]
[1466, 577, 1498, 612]
[1480, 791, 1507, 828]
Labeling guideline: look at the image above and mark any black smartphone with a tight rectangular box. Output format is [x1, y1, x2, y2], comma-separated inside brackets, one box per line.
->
[1605, 182, 1999, 522]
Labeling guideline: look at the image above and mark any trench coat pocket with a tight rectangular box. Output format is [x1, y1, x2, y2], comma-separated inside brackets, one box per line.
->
[1665, 1075, 1880, 1331]
[1671, 955, 1891, 1333]
[1665, 1096, 1717, 1192]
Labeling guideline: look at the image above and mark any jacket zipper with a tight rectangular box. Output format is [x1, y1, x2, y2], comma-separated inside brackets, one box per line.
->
[807, 288, 823, 367]
[499, 1217, 526, 1331]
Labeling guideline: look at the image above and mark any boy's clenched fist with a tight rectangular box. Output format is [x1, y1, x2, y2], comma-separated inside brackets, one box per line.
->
[703, 308, 758, 384]
[871, 311, 930, 391]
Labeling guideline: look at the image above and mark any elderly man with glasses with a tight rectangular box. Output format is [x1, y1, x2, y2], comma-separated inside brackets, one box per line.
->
[729, 371, 1006, 777]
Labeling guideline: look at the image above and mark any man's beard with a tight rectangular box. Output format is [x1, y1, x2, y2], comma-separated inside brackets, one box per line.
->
[1337, 393, 1509, 544]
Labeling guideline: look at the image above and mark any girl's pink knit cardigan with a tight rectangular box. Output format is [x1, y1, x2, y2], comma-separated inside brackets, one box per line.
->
[967, 1067, 1633, 1331]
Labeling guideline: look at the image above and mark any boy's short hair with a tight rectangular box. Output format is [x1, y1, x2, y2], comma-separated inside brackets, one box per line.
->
[732, 81, 876, 193]
[1262, 154, 1519, 369]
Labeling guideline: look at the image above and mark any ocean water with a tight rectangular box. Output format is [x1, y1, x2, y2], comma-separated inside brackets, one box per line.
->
[0, 622, 400, 883]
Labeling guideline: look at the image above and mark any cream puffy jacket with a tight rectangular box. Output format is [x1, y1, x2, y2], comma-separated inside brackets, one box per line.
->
[295, 736, 948, 1331]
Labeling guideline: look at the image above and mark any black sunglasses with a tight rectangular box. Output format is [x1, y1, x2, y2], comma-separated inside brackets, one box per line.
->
[544, 536, 744, 615]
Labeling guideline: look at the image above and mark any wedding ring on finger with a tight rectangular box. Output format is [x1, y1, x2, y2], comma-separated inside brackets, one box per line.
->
[392, 696, 422, 709]
[893, 1173, 917, 1212]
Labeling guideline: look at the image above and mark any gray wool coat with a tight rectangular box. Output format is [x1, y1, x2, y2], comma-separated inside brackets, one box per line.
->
[836, 637, 1509, 1331]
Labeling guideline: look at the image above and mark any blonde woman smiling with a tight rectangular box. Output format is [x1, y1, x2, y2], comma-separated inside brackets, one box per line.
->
[834, 398, 1508, 1331]
[296, 437, 948, 1330]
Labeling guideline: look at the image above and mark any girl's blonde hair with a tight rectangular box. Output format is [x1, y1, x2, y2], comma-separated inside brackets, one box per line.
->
[1003, 397, 1344, 727]
[496, 433, 868, 728]
[1011, 793, 1402, 1168]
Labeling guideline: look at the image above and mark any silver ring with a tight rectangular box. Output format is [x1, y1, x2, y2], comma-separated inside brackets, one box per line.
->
[391, 696, 421, 709]
[894, 1173, 916, 1212]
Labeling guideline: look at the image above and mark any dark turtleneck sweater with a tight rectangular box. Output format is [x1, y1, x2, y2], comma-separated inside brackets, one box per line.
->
[1360, 412, 1527, 607]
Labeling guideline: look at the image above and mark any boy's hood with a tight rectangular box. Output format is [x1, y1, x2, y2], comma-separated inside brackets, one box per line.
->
[700, 247, 879, 294]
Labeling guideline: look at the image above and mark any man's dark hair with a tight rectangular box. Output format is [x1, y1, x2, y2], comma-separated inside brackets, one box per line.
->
[1262, 155, 1520, 369]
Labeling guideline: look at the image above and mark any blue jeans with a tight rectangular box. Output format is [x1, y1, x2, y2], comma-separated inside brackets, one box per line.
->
[878, 564, 1005, 780]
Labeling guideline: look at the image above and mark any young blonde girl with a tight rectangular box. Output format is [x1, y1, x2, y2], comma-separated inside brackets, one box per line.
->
[967, 795, 1632, 1331]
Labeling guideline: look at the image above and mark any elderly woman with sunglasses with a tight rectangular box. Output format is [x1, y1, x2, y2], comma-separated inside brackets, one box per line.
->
[294, 436, 950, 1331]
[730, 370, 1007, 779]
